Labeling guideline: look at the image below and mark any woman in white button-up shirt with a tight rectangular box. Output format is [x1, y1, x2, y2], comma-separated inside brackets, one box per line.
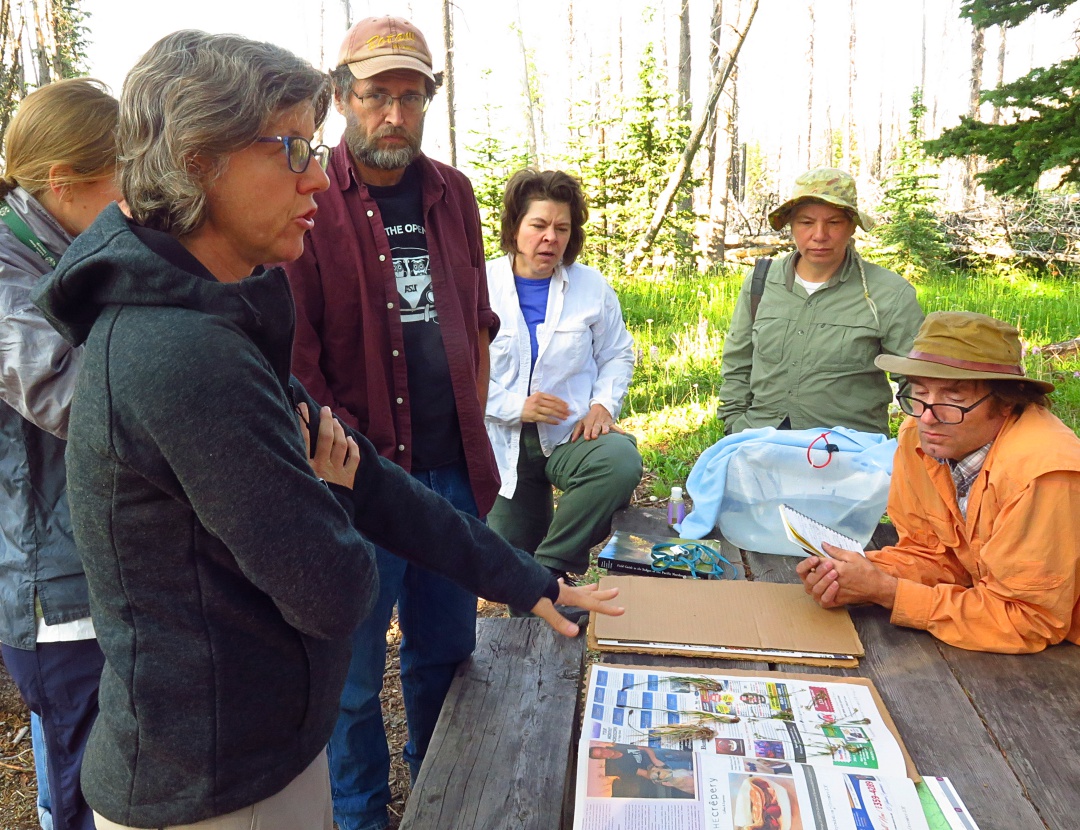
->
[485, 169, 642, 590]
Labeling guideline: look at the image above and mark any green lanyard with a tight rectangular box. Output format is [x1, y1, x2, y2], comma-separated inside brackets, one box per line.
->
[0, 202, 62, 268]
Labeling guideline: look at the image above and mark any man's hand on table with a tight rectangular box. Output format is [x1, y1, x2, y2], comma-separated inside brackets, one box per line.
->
[531, 580, 624, 637]
[796, 544, 898, 610]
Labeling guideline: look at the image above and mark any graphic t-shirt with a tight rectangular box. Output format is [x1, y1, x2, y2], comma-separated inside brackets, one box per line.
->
[367, 163, 462, 468]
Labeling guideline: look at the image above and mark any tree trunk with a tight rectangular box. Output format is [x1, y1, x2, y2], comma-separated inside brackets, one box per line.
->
[875, 90, 884, 179]
[991, 25, 1006, 125]
[617, 14, 624, 100]
[31, 0, 50, 86]
[677, 0, 691, 116]
[844, 0, 856, 171]
[515, 18, 538, 165]
[340, 0, 351, 26]
[0, 0, 20, 146]
[442, 0, 457, 167]
[919, 0, 927, 97]
[628, 0, 760, 269]
[728, 63, 741, 202]
[705, 0, 722, 196]
[567, 0, 574, 111]
[964, 22, 986, 206]
[704, 0, 723, 259]
[676, 0, 692, 250]
[805, 5, 815, 169]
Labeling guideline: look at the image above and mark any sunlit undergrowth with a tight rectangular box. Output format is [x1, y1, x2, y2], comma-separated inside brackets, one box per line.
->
[608, 260, 1080, 496]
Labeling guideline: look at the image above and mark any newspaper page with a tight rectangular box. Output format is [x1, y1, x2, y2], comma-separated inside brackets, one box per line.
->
[583, 667, 908, 775]
[573, 737, 929, 830]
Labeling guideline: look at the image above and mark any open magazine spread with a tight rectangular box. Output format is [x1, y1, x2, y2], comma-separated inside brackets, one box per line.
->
[574, 666, 928, 830]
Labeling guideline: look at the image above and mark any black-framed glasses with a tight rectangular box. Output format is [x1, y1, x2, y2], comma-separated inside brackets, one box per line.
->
[896, 393, 991, 424]
[350, 91, 430, 114]
[255, 136, 331, 174]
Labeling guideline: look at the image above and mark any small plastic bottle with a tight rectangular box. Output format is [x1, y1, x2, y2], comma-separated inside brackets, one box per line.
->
[668, 486, 686, 525]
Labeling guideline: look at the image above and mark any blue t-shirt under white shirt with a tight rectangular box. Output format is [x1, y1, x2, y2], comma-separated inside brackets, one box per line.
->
[513, 274, 551, 368]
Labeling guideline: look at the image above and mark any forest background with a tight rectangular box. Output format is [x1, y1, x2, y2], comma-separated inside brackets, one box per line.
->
[1, 0, 1079, 492]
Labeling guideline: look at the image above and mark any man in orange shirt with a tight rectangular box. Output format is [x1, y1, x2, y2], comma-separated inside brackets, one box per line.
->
[798, 311, 1080, 653]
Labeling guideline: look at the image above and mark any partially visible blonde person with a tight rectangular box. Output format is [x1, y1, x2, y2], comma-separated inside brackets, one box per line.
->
[0, 77, 120, 830]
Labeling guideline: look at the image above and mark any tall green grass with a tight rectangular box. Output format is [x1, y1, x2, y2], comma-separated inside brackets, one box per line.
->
[612, 262, 1080, 497]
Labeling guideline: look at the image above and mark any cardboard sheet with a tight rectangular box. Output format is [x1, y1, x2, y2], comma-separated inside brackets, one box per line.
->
[589, 574, 864, 668]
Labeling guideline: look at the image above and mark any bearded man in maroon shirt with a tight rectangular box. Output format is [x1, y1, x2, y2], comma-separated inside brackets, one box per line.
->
[282, 17, 498, 830]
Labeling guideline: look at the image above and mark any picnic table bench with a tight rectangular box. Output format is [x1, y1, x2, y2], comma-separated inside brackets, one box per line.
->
[404, 506, 1080, 830]
[400, 617, 585, 829]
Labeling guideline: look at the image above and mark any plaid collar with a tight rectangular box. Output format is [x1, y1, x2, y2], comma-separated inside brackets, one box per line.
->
[941, 442, 993, 515]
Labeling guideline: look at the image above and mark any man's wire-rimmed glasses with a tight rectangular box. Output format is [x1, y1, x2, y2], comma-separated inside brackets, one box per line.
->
[350, 90, 431, 114]
[255, 136, 331, 174]
[895, 393, 991, 424]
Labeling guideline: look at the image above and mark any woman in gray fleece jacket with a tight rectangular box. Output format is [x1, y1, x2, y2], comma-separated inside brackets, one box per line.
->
[32, 30, 619, 830]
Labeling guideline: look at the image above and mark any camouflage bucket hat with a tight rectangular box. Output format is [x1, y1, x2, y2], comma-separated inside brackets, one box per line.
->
[768, 168, 874, 231]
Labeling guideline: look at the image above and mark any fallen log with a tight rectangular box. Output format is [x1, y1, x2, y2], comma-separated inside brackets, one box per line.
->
[1034, 337, 1080, 358]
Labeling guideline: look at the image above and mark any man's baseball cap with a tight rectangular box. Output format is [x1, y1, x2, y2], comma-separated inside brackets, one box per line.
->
[336, 16, 436, 83]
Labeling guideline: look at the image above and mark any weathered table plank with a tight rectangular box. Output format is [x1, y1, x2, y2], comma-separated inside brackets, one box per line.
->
[940, 643, 1080, 830]
[849, 606, 1046, 830]
[400, 618, 585, 830]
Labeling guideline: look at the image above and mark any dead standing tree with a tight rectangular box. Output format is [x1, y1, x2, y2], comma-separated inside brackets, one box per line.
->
[843, 0, 856, 172]
[805, 4, 815, 168]
[442, 0, 457, 166]
[0, 0, 88, 147]
[675, 0, 692, 249]
[627, 0, 759, 270]
[963, 18, 986, 207]
[704, 0, 725, 259]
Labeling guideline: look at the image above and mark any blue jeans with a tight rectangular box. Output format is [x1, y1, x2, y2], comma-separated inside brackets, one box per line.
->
[2, 639, 104, 830]
[32, 712, 53, 830]
[328, 461, 479, 830]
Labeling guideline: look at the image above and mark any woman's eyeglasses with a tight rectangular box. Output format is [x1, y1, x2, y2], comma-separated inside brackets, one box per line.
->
[255, 136, 331, 174]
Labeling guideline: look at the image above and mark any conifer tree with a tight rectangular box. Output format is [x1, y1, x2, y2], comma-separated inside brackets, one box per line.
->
[925, 0, 1080, 194]
[875, 90, 950, 280]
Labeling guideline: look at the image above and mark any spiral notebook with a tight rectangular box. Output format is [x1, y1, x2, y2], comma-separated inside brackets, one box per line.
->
[779, 504, 865, 558]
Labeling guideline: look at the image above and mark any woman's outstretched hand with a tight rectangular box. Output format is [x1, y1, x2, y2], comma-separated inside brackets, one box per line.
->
[530, 580, 624, 637]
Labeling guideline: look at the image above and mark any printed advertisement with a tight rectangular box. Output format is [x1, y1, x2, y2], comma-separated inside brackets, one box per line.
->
[584, 667, 908, 775]
[574, 737, 928, 830]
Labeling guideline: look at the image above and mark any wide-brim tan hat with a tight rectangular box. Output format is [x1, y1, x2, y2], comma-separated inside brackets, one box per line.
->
[875, 311, 1055, 393]
[768, 167, 874, 231]
[337, 16, 436, 83]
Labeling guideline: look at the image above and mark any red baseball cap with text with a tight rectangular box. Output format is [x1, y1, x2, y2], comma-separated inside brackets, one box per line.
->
[336, 16, 436, 83]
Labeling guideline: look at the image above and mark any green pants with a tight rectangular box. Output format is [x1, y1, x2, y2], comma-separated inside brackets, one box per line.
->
[488, 423, 643, 574]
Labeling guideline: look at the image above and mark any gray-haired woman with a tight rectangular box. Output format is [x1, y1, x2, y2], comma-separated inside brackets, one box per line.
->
[32, 30, 619, 830]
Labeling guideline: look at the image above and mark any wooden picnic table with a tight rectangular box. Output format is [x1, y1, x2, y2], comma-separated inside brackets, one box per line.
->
[403, 506, 1079, 830]
[602, 507, 1080, 830]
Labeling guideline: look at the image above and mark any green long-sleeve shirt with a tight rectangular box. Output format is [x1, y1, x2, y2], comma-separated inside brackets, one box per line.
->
[717, 248, 924, 435]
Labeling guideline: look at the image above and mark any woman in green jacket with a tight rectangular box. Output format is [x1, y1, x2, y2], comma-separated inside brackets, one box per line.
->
[717, 168, 924, 436]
